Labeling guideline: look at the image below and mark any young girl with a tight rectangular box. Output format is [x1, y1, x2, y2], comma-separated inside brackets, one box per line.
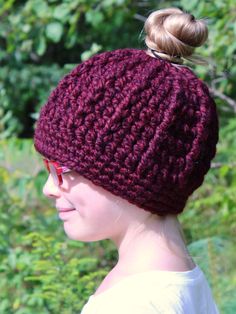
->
[34, 7, 220, 314]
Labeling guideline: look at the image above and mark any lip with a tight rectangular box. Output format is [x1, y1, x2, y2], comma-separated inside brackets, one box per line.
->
[57, 208, 77, 220]
[57, 208, 76, 213]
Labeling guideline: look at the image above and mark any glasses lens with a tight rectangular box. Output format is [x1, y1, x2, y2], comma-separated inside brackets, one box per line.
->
[48, 163, 60, 186]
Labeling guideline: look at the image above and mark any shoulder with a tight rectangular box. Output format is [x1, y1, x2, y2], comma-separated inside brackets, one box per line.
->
[81, 267, 219, 314]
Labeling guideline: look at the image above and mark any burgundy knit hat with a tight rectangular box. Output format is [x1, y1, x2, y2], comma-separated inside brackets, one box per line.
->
[34, 48, 219, 216]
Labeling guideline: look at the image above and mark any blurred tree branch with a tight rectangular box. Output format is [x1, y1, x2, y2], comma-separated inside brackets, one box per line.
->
[211, 161, 236, 169]
[209, 87, 236, 113]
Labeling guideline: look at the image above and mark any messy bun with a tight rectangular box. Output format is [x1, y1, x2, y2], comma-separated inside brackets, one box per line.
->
[144, 8, 208, 64]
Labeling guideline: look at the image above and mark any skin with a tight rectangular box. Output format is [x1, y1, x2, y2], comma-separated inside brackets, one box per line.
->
[43, 171, 196, 295]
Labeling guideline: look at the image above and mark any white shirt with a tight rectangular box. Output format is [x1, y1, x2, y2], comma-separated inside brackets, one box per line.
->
[81, 265, 219, 314]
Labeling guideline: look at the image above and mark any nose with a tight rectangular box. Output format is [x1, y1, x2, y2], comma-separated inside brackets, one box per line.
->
[43, 174, 60, 199]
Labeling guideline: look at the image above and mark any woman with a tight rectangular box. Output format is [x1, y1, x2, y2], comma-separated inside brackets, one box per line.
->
[34, 7, 220, 313]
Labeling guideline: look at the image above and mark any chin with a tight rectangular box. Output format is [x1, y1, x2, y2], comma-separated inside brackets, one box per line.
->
[63, 225, 106, 242]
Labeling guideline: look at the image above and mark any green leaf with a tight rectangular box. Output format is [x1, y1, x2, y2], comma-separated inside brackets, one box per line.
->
[81, 43, 102, 61]
[53, 4, 71, 20]
[32, 0, 49, 18]
[180, 0, 199, 11]
[219, 165, 230, 178]
[45, 22, 63, 43]
[226, 41, 236, 56]
[85, 10, 104, 27]
[102, 0, 125, 6]
[36, 36, 46, 56]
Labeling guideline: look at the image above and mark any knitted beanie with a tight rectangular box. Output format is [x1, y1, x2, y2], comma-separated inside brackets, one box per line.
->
[34, 48, 219, 216]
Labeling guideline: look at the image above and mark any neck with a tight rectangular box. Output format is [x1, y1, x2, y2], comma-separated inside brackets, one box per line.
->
[111, 214, 195, 274]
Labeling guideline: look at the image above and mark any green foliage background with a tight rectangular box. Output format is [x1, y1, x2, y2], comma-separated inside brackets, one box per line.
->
[0, 0, 236, 313]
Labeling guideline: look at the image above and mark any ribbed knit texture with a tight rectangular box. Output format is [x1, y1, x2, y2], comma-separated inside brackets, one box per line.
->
[34, 48, 219, 215]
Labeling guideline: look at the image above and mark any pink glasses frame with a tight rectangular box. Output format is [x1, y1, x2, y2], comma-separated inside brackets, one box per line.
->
[43, 159, 71, 186]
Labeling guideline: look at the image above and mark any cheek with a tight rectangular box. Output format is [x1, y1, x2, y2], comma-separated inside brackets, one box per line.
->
[60, 180, 125, 241]
[79, 200, 121, 225]
[68, 186, 117, 220]
[62, 209, 122, 242]
[68, 201, 122, 241]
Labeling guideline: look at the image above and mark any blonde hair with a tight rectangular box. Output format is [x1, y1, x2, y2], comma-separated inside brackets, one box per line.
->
[144, 7, 208, 65]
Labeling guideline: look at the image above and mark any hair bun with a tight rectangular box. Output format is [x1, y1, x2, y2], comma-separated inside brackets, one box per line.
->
[144, 7, 208, 62]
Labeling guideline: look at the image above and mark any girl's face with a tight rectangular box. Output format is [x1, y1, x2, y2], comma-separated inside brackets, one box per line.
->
[43, 171, 125, 242]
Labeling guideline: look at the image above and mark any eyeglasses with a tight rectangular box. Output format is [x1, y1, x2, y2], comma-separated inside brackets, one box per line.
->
[43, 159, 71, 187]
